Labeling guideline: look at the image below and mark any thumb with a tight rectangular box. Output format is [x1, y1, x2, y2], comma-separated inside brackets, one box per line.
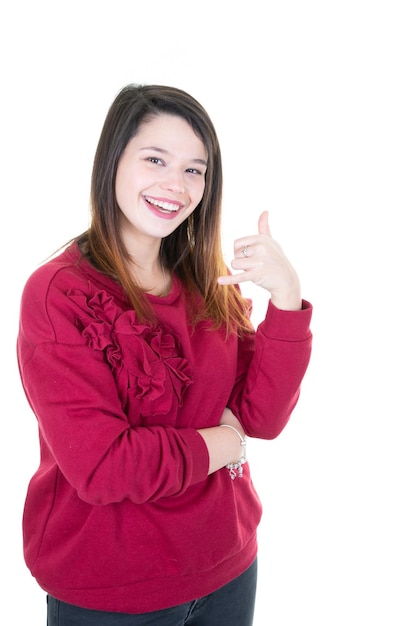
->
[258, 210, 272, 237]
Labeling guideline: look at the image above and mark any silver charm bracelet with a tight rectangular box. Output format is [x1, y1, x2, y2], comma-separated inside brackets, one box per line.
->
[220, 424, 247, 480]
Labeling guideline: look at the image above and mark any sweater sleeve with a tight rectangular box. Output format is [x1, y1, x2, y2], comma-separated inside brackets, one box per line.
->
[227, 299, 313, 439]
[17, 266, 209, 506]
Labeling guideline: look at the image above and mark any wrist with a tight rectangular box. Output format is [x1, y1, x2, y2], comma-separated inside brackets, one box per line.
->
[220, 424, 247, 479]
[270, 292, 302, 311]
[270, 280, 302, 311]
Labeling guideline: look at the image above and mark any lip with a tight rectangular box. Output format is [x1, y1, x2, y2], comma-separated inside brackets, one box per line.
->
[143, 195, 185, 220]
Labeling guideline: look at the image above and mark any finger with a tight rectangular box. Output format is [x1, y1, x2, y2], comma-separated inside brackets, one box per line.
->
[231, 239, 252, 258]
[240, 244, 250, 259]
[258, 210, 272, 237]
[217, 272, 248, 286]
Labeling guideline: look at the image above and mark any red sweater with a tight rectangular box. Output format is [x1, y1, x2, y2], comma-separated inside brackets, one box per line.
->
[17, 242, 312, 613]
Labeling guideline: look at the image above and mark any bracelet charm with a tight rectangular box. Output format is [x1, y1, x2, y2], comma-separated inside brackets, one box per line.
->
[220, 424, 247, 480]
[225, 457, 247, 480]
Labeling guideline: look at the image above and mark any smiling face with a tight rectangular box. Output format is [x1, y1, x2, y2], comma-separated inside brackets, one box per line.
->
[115, 113, 208, 253]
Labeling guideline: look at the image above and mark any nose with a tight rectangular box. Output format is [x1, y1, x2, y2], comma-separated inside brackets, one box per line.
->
[161, 168, 185, 194]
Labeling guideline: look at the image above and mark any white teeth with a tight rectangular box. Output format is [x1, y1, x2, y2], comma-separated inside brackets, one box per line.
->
[145, 197, 179, 212]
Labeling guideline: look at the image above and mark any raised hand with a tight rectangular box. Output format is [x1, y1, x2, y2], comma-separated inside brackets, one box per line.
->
[218, 211, 302, 311]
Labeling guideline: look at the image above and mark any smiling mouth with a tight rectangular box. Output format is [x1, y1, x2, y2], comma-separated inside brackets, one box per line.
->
[144, 196, 181, 213]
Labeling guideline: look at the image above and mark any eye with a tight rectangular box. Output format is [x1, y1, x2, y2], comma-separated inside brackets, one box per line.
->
[147, 157, 164, 165]
[186, 167, 204, 176]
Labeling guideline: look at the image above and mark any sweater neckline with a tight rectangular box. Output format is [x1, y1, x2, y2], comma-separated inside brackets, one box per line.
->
[67, 241, 183, 306]
[145, 273, 182, 305]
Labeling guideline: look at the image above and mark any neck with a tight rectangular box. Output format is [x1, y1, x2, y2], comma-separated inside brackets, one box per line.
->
[130, 260, 171, 297]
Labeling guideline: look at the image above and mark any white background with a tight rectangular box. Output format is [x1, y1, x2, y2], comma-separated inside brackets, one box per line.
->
[1, 1, 416, 624]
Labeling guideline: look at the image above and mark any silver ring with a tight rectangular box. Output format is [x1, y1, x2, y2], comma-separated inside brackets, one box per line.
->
[242, 246, 248, 257]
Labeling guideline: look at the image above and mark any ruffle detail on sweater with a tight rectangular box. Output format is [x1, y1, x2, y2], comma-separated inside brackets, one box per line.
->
[68, 289, 193, 421]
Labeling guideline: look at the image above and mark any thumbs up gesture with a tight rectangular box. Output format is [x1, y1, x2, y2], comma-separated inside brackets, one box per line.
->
[218, 211, 302, 311]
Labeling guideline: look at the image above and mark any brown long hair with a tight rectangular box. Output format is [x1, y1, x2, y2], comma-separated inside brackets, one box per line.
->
[78, 84, 251, 334]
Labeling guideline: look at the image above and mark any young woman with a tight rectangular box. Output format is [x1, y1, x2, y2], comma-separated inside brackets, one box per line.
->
[17, 84, 313, 625]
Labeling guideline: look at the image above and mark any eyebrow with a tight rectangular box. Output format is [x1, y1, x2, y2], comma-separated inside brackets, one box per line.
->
[140, 146, 208, 167]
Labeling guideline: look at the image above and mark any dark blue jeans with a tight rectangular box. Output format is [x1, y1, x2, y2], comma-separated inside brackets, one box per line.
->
[47, 558, 257, 625]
